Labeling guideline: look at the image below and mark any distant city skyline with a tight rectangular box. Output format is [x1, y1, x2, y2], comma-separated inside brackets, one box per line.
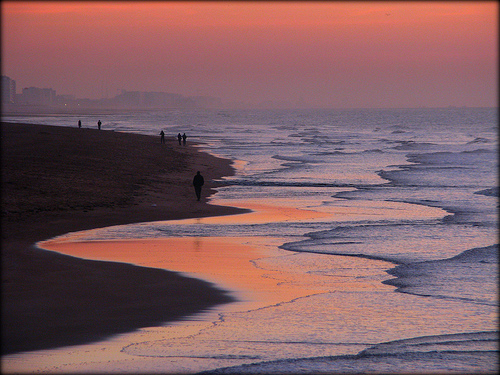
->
[3, 73, 497, 110]
[2, 2, 498, 109]
[2, 74, 230, 110]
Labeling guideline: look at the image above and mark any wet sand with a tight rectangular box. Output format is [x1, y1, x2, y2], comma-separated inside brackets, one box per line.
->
[38, 200, 333, 311]
[1, 122, 247, 354]
[2, 203, 397, 373]
[4, 224, 496, 374]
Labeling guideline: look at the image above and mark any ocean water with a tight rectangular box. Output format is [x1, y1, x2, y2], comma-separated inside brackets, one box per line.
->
[2, 108, 498, 373]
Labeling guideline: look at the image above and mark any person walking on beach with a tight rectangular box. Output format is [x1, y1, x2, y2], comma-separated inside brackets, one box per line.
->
[97, 120, 102, 130]
[178, 133, 182, 145]
[193, 171, 204, 201]
[78, 120, 81, 128]
[182, 133, 187, 145]
[160, 130, 165, 144]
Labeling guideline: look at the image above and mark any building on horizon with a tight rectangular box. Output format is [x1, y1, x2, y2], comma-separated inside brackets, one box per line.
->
[19, 87, 56, 106]
[1, 75, 16, 104]
[2, 76, 227, 111]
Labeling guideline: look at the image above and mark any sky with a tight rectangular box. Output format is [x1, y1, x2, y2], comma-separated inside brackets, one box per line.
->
[1, 1, 498, 108]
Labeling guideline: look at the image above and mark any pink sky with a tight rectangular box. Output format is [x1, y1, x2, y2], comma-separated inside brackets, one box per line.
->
[1, 1, 497, 108]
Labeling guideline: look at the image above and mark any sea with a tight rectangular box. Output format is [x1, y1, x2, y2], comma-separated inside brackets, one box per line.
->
[2, 107, 498, 373]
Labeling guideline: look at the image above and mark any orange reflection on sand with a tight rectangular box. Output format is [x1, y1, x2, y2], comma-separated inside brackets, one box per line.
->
[175, 200, 331, 226]
[162, 198, 447, 228]
[40, 197, 443, 313]
[41, 236, 324, 310]
[206, 198, 447, 224]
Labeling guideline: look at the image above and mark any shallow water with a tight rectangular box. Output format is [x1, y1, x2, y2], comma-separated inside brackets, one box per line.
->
[2, 108, 498, 373]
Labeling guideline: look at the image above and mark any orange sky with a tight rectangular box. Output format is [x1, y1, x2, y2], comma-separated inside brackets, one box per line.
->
[1, 1, 497, 108]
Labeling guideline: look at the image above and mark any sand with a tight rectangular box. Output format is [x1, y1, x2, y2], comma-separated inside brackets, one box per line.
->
[1, 121, 247, 355]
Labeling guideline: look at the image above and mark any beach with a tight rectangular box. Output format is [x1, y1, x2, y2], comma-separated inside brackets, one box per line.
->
[1, 122, 246, 354]
[1, 108, 496, 374]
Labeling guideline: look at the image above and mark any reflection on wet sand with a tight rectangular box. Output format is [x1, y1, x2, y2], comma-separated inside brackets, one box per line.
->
[4, 200, 484, 374]
[41, 236, 327, 311]
[4, 233, 395, 374]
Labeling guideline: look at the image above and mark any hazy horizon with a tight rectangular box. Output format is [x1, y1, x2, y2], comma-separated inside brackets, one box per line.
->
[2, 1, 498, 109]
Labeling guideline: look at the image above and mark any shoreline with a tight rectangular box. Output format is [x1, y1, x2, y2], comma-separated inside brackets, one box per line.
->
[1, 122, 248, 355]
[3, 233, 397, 374]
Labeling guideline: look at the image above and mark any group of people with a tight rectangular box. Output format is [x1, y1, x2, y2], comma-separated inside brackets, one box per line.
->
[177, 132, 187, 145]
[159, 131, 187, 145]
[77, 120, 102, 130]
[77, 122, 202, 200]
[159, 130, 203, 200]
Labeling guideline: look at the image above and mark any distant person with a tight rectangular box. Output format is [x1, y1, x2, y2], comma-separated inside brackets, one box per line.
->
[182, 133, 187, 145]
[160, 130, 165, 143]
[78, 120, 81, 128]
[97, 120, 102, 130]
[192, 171, 204, 201]
[178, 133, 182, 145]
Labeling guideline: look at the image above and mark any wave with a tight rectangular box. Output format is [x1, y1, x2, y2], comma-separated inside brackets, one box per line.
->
[384, 245, 499, 306]
[467, 137, 492, 144]
[279, 240, 404, 265]
[279, 220, 496, 266]
[308, 149, 386, 156]
[475, 187, 499, 197]
[407, 149, 496, 166]
[202, 331, 499, 374]
[222, 179, 359, 188]
[390, 141, 437, 151]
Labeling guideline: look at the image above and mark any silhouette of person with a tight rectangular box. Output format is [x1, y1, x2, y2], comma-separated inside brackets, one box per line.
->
[178, 133, 182, 145]
[193, 171, 204, 201]
[182, 133, 187, 145]
[98, 120, 102, 130]
[160, 130, 165, 143]
[78, 120, 81, 128]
